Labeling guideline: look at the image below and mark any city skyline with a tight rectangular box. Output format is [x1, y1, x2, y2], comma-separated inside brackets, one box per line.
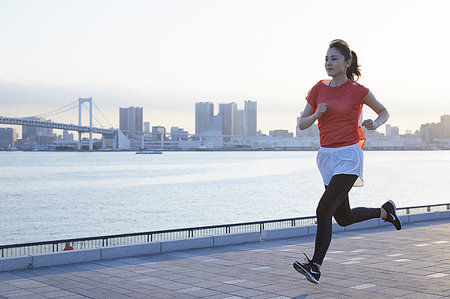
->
[1, 1, 450, 134]
[1, 112, 449, 151]
[0, 98, 448, 137]
[1, 106, 449, 151]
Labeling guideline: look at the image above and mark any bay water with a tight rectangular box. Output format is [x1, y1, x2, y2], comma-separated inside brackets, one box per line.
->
[1, 150, 449, 244]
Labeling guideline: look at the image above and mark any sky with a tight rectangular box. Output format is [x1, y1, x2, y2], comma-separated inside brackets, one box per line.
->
[1, 0, 450, 135]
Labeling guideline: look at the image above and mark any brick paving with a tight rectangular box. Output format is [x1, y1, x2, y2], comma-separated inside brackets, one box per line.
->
[0, 219, 449, 298]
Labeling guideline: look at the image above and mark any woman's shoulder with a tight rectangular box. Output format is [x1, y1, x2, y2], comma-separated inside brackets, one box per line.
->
[310, 79, 331, 89]
[306, 80, 329, 102]
[318, 79, 331, 85]
[348, 80, 370, 98]
[349, 80, 368, 89]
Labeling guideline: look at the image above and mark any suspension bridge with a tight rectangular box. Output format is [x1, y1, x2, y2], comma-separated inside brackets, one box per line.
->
[0, 98, 116, 151]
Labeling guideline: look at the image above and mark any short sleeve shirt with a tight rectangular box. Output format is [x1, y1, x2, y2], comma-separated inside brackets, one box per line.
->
[306, 79, 369, 148]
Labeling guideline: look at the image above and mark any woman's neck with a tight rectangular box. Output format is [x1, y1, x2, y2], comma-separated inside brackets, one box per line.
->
[329, 75, 348, 87]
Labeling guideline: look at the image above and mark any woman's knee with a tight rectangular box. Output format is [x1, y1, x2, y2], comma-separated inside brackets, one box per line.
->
[334, 215, 353, 227]
[316, 204, 333, 220]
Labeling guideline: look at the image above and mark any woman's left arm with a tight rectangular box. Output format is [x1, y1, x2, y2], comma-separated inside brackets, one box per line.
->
[362, 91, 390, 130]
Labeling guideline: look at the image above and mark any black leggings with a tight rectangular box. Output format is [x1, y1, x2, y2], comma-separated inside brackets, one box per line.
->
[312, 174, 381, 265]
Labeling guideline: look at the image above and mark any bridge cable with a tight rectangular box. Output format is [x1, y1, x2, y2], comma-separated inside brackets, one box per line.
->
[82, 104, 104, 129]
[30, 99, 78, 119]
[93, 102, 114, 128]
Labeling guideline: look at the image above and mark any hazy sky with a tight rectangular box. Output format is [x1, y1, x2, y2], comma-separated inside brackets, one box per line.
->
[1, 0, 449, 134]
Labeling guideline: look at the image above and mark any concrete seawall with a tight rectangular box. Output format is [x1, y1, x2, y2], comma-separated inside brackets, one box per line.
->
[1, 210, 449, 272]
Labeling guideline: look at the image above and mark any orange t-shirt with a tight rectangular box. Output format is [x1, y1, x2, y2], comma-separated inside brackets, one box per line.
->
[306, 79, 369, 148]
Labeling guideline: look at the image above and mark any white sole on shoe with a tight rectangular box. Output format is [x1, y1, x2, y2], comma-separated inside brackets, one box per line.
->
[293, 261, 319, 284]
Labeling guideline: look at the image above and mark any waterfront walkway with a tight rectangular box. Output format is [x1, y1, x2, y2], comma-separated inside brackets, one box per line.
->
[0, 219, 449, 298]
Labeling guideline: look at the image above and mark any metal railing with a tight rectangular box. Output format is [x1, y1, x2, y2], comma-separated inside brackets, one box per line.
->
[1, 203, 449, 258]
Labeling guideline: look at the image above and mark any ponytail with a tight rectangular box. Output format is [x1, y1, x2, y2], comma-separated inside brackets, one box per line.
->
[329, 39, 361, 81]
[347, 50, 361, 81]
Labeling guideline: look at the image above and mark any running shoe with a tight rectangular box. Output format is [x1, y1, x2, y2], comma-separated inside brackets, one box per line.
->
[293, 253, 321, 284]
[382, 200, 402, 230]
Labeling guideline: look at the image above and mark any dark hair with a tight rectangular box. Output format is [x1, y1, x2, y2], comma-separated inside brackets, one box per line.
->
[329, 39, 361, 81]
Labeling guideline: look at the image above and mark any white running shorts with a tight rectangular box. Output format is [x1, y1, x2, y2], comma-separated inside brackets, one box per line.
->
[316, 143, 364, 187]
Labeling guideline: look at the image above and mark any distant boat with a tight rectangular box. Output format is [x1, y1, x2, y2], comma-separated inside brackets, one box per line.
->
[136, 151, 163, 154]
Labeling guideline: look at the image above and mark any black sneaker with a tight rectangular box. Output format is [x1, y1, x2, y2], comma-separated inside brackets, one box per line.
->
[382, 200, 402, 230]
[293, 253, 321, 284]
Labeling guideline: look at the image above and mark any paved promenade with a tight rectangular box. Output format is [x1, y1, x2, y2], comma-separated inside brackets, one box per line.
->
[0, 219, 449, 299]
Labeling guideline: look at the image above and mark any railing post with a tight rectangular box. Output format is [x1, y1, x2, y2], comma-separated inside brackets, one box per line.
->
[427, 206, 431, 212]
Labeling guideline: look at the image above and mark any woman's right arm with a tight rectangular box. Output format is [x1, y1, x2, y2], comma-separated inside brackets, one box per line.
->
[299, 103, 327, 130]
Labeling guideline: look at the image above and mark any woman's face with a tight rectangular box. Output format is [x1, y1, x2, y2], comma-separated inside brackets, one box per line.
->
[325, 47, 351, 78]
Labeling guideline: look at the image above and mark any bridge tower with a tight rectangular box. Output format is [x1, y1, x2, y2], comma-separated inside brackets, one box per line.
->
[78, 97, 93, 151]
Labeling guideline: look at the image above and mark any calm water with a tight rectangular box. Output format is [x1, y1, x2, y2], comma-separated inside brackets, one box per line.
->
[1, 151, 449, 244]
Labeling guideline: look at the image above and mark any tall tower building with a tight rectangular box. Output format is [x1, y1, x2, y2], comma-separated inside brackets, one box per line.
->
[441, 114, 450, 138]
[144, 122, 150, 133]
[244, 100, 257, 136]
[119, 107, 143, 132]
[0, 128, 16, 149]
[195, 102, 214, 134]
[237, 110, 245, 135]
[391, 126, 400, 136]
[219, 102, 238, 136]
[385, 124, 392, 136]
[152, 126, 166, 140]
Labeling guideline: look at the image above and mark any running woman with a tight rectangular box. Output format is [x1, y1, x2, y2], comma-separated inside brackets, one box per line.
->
[293, 39, 402, 284]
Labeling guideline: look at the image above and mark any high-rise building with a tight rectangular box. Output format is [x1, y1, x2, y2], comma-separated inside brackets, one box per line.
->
[385, 124, 392, 136]
[237, 110, 245, 135]
[170, 127, 188, 141]
[119, 107, 143, 132]
[152, 126, 166, 140]
[244, 100, 257, 136]
[219, 102, 238, 136]
[420, 123, 433, 144]
[0, 128, 17, 149]
[441, 114, 450, 138]
[391, 126, 399, 136]
[200, 114, 222, 136]
[144, 122, 150, 133]
[22, 117, 54, 144]
[62, 130, 74, 140]
[383, 124, 399, 136]
[195, 102, 214, 134]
